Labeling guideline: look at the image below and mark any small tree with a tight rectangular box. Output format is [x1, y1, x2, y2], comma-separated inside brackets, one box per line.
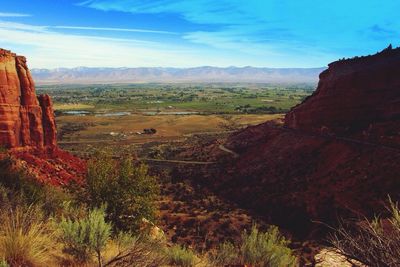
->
[59, 207, 112, 267]
[86, 152, 159, 232]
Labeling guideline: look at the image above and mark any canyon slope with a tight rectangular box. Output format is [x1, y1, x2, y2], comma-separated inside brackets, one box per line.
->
[181, 47, 400, 237]
[0, 49, 84, 185]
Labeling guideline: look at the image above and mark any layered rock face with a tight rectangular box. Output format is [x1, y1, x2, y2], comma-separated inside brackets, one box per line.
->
[0, 49, 57, 149]
[0, 49, 84, 185]
[286, 47, 400, 136]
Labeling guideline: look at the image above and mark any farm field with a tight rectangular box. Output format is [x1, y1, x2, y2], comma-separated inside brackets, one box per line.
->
[38, 83, 313, 114]
[37, 83, 312, 156]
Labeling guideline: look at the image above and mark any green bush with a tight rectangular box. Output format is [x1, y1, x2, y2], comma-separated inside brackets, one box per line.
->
[86, 152, 159, 232]
[240, 225, 297, 266]
[59, 207, 167, 267]
[59, 206, 112, 266]
[165, 245, 199, 267]
[211, 225, 297, 267]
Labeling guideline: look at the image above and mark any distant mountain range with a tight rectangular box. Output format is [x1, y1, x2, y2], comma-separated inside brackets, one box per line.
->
[31, 66, 325, 85]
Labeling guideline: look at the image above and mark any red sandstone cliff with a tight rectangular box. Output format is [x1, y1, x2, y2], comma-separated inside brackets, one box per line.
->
[0, 49, 84, 185]
[179, 47, 400, 237]
[285, 46, 400, 138]
[0, 49, 57, 150]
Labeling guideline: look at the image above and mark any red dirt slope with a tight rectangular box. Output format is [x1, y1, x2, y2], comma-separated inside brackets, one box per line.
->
[183, 47, 400, 237]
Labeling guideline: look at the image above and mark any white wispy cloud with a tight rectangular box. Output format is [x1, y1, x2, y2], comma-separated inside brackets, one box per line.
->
[51, 25, 176, 35]
[0, 21, 47, 32]
[0, 20, 247, 68]
[0, 12, 31, 17]
[77, 0, 400, 66]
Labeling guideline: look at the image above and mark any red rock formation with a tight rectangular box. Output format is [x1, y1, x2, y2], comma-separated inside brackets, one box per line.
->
[38, 94, 57, 148]
[0, 48, 85, 185]
[0, 49, 56, 150]
[180, 47, 400, 237]
[286, 47, 400, 137]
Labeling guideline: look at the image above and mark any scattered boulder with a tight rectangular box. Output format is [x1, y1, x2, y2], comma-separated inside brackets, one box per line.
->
[143, 128, 157, 135]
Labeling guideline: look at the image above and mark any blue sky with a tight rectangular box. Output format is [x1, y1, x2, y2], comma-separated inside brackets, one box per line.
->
[0, 0, 399, 68]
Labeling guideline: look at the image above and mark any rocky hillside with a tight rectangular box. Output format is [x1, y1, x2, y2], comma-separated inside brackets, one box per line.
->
[179, 47, 400, 238]
[0, 49, 85, 185]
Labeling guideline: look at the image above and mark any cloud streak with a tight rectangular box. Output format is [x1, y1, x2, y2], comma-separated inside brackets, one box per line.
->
[51, 25, 177, 35]
[0, 12, 31, 17]
[0, 20, 260, 68]
[3, 0, 399, 68]
[78, 0, 400, 61]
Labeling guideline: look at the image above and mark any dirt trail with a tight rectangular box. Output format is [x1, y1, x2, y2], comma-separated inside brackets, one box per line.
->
[218, 144, 240, 158]
[280, 126, 400, 152]
[139, 158, 215, 165]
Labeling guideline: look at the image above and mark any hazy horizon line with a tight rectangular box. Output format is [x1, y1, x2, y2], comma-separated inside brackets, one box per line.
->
[32, 65, 326, 70]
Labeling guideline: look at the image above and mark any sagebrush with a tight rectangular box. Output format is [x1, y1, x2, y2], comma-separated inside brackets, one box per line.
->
[211, 225, 297, 267]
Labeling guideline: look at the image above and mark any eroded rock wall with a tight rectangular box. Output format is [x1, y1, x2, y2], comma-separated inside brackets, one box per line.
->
[0, 49, 56, 149]
[285, 47, 400, 135]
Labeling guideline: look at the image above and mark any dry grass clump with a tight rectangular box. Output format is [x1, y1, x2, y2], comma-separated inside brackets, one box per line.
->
[330, 198, 400, 266]
[165, 244, 201, 267]
[0, 205, 58, 267]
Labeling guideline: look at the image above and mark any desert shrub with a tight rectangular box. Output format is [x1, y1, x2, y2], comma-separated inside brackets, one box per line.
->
[330, 199, 400, 266]
[211, 241, 237, 265]
[59, 206, 112, 266]
[86, 152, 159, 232]
[240, 225, 297, 266]
[165, 245, 199, 267]
[0, 205, 57, 267]
[211, 225, 297, 267]
[59, 208, 166, 267]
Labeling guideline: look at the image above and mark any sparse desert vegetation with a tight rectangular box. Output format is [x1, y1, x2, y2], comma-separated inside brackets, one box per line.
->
[0, 153, 300, 266]
[0, 80, 311, 266]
